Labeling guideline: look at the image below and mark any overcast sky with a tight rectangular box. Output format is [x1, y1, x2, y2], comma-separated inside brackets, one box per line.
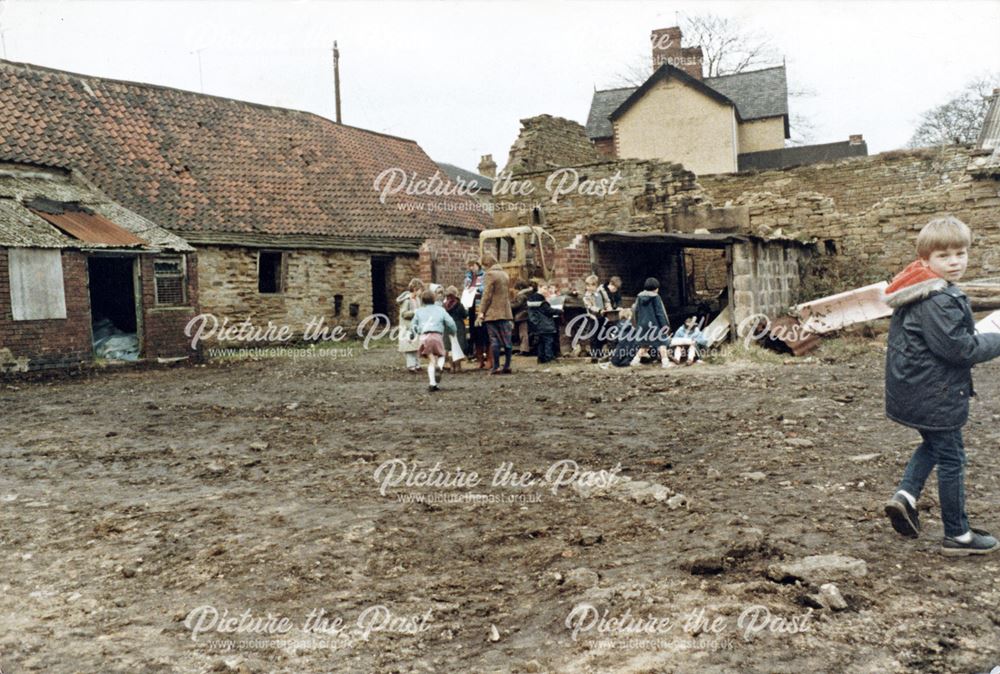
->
[1, 0, 998, 171]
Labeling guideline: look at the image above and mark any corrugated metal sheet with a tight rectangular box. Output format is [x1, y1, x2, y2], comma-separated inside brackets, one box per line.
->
[30, 209, 147, 246]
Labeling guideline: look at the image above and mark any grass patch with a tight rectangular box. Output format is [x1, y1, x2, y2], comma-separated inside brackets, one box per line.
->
[705, 342, 789, 366]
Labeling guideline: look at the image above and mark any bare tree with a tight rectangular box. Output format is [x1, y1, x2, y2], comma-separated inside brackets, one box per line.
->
[611, 12, 782, 87]
[682, 13, 781, 78]
[907, 73, 1000, 148]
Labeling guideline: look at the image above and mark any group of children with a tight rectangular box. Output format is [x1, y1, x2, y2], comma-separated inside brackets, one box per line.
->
[399, 215, 1000, 556]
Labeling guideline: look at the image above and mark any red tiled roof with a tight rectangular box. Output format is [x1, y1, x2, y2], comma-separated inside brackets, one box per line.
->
[0, 60, 490, 241]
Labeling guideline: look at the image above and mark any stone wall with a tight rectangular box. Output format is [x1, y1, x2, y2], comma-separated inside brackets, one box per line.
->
[699, 146, 1000, 285]
[504, 115, 604, 175]
[196, 246, 374, 339]
[493, 159, 705, 249]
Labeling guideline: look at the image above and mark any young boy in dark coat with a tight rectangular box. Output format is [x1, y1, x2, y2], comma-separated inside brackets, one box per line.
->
[882, 216, 1000, 556]
[526, 278, 561, 364]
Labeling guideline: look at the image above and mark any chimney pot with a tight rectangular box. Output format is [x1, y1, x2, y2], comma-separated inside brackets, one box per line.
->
[849, 134, 864, 145]
[478, 154, 497, 179]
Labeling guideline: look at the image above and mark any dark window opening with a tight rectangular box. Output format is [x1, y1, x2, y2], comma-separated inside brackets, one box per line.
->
[154, 256, 186, 306]
[258, 251, 283, 294]
[349, 303, 360, 318]
[334, 294, 344, 316]
[823, 239, 838, 255]
[532, 207, 542, 225]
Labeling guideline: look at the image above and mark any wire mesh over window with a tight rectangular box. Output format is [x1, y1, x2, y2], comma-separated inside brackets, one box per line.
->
[154, 257, 186, 306]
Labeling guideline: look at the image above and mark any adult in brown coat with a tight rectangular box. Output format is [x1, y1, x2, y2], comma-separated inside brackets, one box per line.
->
[476, 254, 514, 373]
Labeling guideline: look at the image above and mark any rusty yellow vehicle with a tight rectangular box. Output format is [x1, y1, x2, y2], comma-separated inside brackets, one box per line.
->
[477, 225, 557, 284]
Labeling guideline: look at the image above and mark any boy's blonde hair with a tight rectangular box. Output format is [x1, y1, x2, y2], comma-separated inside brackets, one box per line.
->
[917, 216, 972, 258]
[585, 274, 599, 286]
[407, 278, 424, 292]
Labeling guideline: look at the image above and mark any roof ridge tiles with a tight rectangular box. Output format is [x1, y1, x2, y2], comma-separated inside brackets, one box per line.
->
[0, 58, 420, 146]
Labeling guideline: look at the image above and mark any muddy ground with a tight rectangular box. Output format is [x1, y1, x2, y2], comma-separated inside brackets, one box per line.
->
[1, 337, 1000, 674]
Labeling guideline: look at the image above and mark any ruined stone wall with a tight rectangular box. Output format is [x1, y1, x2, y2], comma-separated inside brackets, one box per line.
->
[699, 146, 1000, 289]
[493, 159, 706, 249]
[504, 115, 604, 175]
[196, 246, 373, 339]
[700, 146, 972, 216]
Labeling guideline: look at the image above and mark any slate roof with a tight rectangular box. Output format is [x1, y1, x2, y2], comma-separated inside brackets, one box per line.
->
[586, 65, 788, 140]
[435, 162, 494, 194]
[0, 162, 193, 251]
[705, 66, 788, 125]
[0, 60, 490, 246]
[585, 88, 635, 141]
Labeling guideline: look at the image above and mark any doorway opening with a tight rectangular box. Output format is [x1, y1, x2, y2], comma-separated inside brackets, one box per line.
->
[88, 255, 141, 360]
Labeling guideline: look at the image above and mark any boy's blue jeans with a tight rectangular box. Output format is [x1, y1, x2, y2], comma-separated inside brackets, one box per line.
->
[897, 429, 969, 538]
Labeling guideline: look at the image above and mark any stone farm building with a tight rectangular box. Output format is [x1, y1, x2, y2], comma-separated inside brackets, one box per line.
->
[0, 163, 197, 372]
[0, 59, 490, 360]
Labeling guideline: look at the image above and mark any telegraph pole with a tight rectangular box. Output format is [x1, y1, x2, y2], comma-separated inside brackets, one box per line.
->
[333, 41, 342, 124]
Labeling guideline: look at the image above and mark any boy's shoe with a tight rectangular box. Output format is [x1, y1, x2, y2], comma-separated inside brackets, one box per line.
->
[428, 384, 439, 392]
[500, 367, 512, 374]
[941, 528, 1000, 556]
[884, 492, 921, 538]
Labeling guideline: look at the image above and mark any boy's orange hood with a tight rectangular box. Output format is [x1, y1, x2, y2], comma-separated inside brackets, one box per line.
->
[883, 259, 948, 309]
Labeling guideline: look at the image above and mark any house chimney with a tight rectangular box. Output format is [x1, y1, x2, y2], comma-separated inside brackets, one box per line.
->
[478, 154, 497, 179]
[849, 134, 864, 145]
[650, 27, 703, 80]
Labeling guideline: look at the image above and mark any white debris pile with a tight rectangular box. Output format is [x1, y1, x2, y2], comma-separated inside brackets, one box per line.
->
[93, 318, 140, 361]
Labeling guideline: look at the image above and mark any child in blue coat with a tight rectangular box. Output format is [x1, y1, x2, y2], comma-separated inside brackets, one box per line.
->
[411, 290, 457, 391]
[882, 217, 1000, 556]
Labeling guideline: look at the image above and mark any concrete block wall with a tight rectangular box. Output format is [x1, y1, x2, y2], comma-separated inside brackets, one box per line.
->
[731, 241, 809, 327]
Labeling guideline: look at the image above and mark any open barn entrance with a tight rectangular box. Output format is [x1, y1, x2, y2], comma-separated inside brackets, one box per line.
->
[589, 232, 732, 331]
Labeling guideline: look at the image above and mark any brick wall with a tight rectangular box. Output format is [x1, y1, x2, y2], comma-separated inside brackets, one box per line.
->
[0, 249, 93, 372]
[419, 235, 480, 289]
[552, 235, 593, 292]
[139, 252, 200, 360]
[593, 138, 616, 159]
